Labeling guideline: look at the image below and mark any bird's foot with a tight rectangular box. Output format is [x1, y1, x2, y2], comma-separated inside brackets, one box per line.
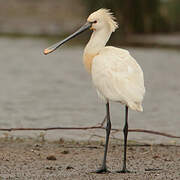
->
[116, 168, 131, 173]
[92, 166, 110, 174]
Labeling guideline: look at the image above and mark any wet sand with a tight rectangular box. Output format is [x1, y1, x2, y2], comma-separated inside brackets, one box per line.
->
[0, 138, 179, 179]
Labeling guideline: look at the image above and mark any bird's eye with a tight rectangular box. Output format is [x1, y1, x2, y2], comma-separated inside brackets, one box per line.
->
[93, 20, 97, 24]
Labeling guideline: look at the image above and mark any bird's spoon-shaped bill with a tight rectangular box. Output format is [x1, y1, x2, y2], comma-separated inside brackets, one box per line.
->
[44, 22, 92, 55]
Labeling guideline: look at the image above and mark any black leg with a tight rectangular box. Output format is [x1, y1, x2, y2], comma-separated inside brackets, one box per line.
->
[95, 101, 111, 173]
[117, 105, 130, 173]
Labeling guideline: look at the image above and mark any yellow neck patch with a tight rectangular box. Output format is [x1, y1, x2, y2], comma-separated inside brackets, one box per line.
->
[83, 53, 97, 73]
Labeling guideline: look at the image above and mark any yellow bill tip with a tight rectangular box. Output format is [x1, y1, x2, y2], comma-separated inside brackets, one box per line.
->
[43, 48, 52, 55]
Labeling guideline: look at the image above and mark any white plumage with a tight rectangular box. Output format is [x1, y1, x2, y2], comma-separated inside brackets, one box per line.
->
[83, 9, 145, 111]
[44, 8, 146, 173]
[91, 46, 145, 111]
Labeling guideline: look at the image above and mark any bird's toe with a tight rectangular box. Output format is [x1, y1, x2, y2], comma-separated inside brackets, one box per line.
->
[116, 168, 131, 173]
[91, 167, 110, 174]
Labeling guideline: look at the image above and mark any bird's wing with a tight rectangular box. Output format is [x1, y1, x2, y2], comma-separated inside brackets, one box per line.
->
[91, 46, 145, 110]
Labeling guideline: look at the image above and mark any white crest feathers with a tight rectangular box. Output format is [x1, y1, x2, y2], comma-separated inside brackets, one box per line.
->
[96, 9, 118, 32]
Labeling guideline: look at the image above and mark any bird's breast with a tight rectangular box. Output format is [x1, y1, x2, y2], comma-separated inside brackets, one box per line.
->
[83, 53, 98, 73]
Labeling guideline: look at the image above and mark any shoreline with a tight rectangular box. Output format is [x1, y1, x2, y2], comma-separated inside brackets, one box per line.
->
[0, 137, 179, 179]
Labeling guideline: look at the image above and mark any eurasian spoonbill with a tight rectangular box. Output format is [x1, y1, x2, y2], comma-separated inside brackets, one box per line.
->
[44, 8, 145, 173]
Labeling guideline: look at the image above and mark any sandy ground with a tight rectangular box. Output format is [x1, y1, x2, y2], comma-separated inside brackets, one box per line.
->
[0, 138, 179, 179]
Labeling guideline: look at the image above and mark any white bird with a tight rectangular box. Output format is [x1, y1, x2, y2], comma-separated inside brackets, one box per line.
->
[44, 9, 145, 173]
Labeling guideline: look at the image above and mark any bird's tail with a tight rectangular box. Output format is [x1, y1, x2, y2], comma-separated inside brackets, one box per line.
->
[128, 102, 143, 112]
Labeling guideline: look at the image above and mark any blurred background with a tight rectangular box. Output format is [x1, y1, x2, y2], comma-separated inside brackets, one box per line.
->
[0, 0, 179, 144]
[1, 0, 180, 45]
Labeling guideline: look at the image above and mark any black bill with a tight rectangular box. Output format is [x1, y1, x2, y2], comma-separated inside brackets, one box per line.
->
[44, 22, 92, 55]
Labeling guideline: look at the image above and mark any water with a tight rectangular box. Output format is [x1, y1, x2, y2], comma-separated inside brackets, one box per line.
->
[0, 37, 180, 144]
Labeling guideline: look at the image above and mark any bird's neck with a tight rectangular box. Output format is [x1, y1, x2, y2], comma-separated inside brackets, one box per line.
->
[84, 28, 111, 54]
[83, 29, 112, 73]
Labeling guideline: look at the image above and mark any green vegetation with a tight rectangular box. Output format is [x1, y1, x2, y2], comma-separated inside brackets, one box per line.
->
[82, 0, 180, 34]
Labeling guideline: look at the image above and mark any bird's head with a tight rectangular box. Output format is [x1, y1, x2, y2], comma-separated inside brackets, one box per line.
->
[87, 9, 118, 32]
[44, 9, 118, 55]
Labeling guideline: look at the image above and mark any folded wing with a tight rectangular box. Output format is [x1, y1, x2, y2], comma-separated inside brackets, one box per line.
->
[91, 46, 145, 111]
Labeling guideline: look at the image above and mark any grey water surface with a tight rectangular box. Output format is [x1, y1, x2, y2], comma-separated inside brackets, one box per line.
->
[0, 37, 180, 144]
